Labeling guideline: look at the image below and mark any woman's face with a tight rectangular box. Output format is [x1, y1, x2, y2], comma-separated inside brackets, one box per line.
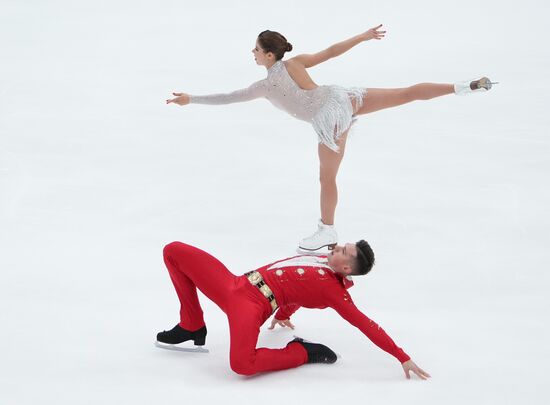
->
[252, 40, 273, 66]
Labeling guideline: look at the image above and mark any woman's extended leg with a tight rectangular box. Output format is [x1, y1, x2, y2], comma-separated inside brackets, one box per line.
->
[355, 83, 454, 115]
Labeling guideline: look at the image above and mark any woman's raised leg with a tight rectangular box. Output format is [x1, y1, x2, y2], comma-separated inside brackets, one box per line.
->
[355, 83, 454, 115]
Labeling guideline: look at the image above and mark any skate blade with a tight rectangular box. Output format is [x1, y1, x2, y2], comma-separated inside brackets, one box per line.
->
[154, 341, 209, 353]
[295, 247, 332, 256]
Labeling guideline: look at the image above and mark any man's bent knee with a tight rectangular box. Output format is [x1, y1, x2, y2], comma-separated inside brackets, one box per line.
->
[163, 241, 183, 257]
[230, 359, 257, 376]
[163, 241, 198, 260]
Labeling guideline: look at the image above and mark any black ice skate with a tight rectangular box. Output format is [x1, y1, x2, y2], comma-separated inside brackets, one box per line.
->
[155, 324, 209, 353]
[288, 337, 337, 364]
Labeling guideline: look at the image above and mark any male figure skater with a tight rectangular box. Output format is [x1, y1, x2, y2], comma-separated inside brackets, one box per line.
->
[156, 240, 430, 379]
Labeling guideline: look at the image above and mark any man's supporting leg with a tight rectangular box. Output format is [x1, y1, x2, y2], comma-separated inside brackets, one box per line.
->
[163, 242, 236, 331]
[227, 301, 308, 376]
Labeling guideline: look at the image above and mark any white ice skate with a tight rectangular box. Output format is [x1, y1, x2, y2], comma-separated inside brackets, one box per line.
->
[298, 219, 338, 252]
[454, 77, 498, 95]
[154, 341, 209, 353]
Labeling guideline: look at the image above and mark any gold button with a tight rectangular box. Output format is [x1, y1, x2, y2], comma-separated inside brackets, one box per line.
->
[318, 269, 325, 275]
[296, 268, 305, 275]
[276, 269, 283, 276]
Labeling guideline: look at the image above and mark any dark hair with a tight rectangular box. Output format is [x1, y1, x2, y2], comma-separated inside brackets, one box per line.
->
[257, 30, 293, 60]
[352, 240, 375, 276]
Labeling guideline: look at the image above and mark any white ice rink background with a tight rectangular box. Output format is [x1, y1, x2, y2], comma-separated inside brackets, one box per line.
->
[1, 0, 549, 404]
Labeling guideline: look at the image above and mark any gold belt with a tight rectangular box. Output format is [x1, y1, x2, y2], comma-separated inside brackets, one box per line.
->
[244, 271, 278, 313]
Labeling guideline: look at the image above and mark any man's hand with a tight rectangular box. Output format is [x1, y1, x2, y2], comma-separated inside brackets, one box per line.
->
[268, 318, 295, 330]
[166, 92, 190, 105]
[362, 24, 386, 41]
[402, 360, 431, 380]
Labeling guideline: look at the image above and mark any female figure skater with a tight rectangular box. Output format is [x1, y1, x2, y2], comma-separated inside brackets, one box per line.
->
[167, 26, 495, 251]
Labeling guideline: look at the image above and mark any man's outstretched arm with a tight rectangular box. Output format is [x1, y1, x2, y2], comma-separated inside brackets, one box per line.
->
[328, 292, 430, 379]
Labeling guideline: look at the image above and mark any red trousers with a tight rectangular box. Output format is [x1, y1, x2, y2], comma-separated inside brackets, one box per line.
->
[163, 242, 307, 375]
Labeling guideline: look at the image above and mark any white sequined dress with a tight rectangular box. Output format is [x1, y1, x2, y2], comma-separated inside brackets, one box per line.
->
[189, 60, 366, 151]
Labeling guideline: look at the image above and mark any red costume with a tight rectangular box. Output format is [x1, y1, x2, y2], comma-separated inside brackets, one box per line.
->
[163, 241, 410, 375]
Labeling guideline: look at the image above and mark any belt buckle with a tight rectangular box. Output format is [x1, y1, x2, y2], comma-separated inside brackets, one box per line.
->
[246, 271, 278, 312]
[247, 271, 262, 285]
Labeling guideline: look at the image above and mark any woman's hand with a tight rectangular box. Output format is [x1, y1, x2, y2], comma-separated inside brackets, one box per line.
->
[268, 318, 295, 330]
[166, 92, 190, 105]
[401, 359, 431, 380]
[362, 24, 386, 41]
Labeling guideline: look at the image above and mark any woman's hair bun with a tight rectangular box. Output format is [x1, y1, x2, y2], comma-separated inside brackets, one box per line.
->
[258, 30, 293, 60]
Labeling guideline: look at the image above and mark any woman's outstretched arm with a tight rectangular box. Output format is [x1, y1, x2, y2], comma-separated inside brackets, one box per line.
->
[166, 80, 267, 106]
[291, 24, 386, 68]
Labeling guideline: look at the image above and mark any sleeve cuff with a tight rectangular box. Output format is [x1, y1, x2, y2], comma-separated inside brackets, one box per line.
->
[274, 310, 290, 320]
[398, 352, 411, 363]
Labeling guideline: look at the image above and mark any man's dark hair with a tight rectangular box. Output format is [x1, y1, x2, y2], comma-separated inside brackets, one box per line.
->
[352, 239, 375, 275]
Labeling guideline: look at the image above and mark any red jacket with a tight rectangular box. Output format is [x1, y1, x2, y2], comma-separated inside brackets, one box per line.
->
[255, 254, 410, 363]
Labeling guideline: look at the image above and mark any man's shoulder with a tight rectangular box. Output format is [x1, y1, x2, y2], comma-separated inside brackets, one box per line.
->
[265, 255, 329, 270]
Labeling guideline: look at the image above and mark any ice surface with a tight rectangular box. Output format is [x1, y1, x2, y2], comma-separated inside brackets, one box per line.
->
[1, 1, 549, 404]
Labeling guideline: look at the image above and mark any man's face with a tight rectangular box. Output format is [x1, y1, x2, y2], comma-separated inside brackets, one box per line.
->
[327, 243, 357, 275]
